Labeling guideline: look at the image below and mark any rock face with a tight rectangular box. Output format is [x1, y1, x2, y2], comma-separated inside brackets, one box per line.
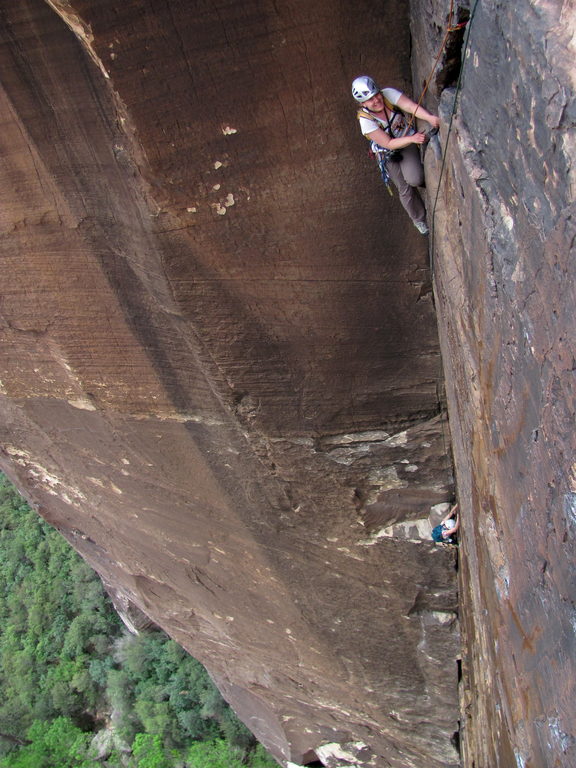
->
[2, 0, 574, 764]
[0, 2, 459, 767]
[412, 0, 576, 766]
[6, 1, 573, 766]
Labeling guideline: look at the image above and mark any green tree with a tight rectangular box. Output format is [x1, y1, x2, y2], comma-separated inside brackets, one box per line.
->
[187, 738, 246, 768]
[0, 717, 98, 768]
[131, 733, 174, 768]
[0, 475, 278, 768]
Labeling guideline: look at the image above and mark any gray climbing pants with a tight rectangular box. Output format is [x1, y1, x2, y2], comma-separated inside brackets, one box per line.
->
[386, 144, 426, 225]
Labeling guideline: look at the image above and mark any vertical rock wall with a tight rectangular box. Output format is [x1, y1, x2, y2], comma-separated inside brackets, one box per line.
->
[0, 2, 460, 767]
[412, 1, 576, 765]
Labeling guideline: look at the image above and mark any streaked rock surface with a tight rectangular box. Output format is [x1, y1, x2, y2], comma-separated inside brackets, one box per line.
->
[0, 1, 458, 767]
[415, 0, 576, 765]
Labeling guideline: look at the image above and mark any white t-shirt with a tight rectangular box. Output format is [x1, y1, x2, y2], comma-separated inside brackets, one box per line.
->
[358, 87, 408, 137]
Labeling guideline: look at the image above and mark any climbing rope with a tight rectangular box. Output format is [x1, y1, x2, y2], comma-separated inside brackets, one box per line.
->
[405, 0, 466, 136]
[429, 0, 480, 269]
[365, 3, 469, 196]
[421, 0, 480, 494]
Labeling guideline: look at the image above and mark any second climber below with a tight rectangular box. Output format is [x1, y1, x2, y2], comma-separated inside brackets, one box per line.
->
[352, 75, 440, 235]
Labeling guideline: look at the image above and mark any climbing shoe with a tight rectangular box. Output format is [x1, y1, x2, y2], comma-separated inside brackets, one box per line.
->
[414, 221, 429, 235]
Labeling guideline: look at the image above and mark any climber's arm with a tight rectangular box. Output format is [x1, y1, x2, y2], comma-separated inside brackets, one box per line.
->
[396, 94, 440, 129]
[365, 127, 427, 150]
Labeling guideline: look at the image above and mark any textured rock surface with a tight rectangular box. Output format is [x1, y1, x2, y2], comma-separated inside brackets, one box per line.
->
[413, 0, 576, 765]
[0, 1, 459, 767]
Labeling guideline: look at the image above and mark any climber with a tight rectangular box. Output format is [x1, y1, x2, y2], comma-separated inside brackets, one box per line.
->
[352, 75, 440, 235]
[431, 503, 460, 544]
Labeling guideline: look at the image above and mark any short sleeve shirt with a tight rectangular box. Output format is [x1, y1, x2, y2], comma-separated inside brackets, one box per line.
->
[358, 88, 410, 138]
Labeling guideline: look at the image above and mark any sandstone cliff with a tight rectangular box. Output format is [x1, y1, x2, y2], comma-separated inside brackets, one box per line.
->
[0, 0, 573, 766]
[413, 0, 576, 765]
[0, 1, 458, 767]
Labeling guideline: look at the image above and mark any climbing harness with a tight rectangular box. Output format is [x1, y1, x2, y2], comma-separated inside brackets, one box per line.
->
[353, 0, 478, 232]
[357, 0, 469, 192]
[357, 98, 414, 194]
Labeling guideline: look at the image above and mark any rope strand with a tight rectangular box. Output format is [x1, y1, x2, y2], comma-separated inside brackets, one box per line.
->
[426, 0, 480, 493]
[405, 0, 461, 134]
[429, 0, 480, 270]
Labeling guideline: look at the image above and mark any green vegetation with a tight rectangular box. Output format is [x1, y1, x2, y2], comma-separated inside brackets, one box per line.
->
[0, 475, 276, 767]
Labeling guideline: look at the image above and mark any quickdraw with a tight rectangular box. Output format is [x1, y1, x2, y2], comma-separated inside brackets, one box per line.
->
[358, 103, 409, 193]
[370, 144, 394, 195]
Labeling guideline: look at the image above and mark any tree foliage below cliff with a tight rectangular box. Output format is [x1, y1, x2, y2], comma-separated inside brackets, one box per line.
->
[0, 475, 275, 767]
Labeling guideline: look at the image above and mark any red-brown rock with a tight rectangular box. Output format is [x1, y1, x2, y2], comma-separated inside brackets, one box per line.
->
[413, 0, 576, 765]
[0, 1, 464, 766]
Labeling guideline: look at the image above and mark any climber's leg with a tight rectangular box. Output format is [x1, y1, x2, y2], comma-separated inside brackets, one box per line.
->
[398, 144, 425, 188]
[386, 149, 426, 225]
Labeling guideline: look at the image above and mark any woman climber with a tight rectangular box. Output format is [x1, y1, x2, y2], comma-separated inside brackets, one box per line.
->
[351, 75, 440, 235]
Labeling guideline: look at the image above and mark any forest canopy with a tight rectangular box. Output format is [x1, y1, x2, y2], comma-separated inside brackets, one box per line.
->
[0, 474, 275, 768]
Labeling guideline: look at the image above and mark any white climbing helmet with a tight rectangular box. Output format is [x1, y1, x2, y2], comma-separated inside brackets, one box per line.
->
[351, 75, 380, 103]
